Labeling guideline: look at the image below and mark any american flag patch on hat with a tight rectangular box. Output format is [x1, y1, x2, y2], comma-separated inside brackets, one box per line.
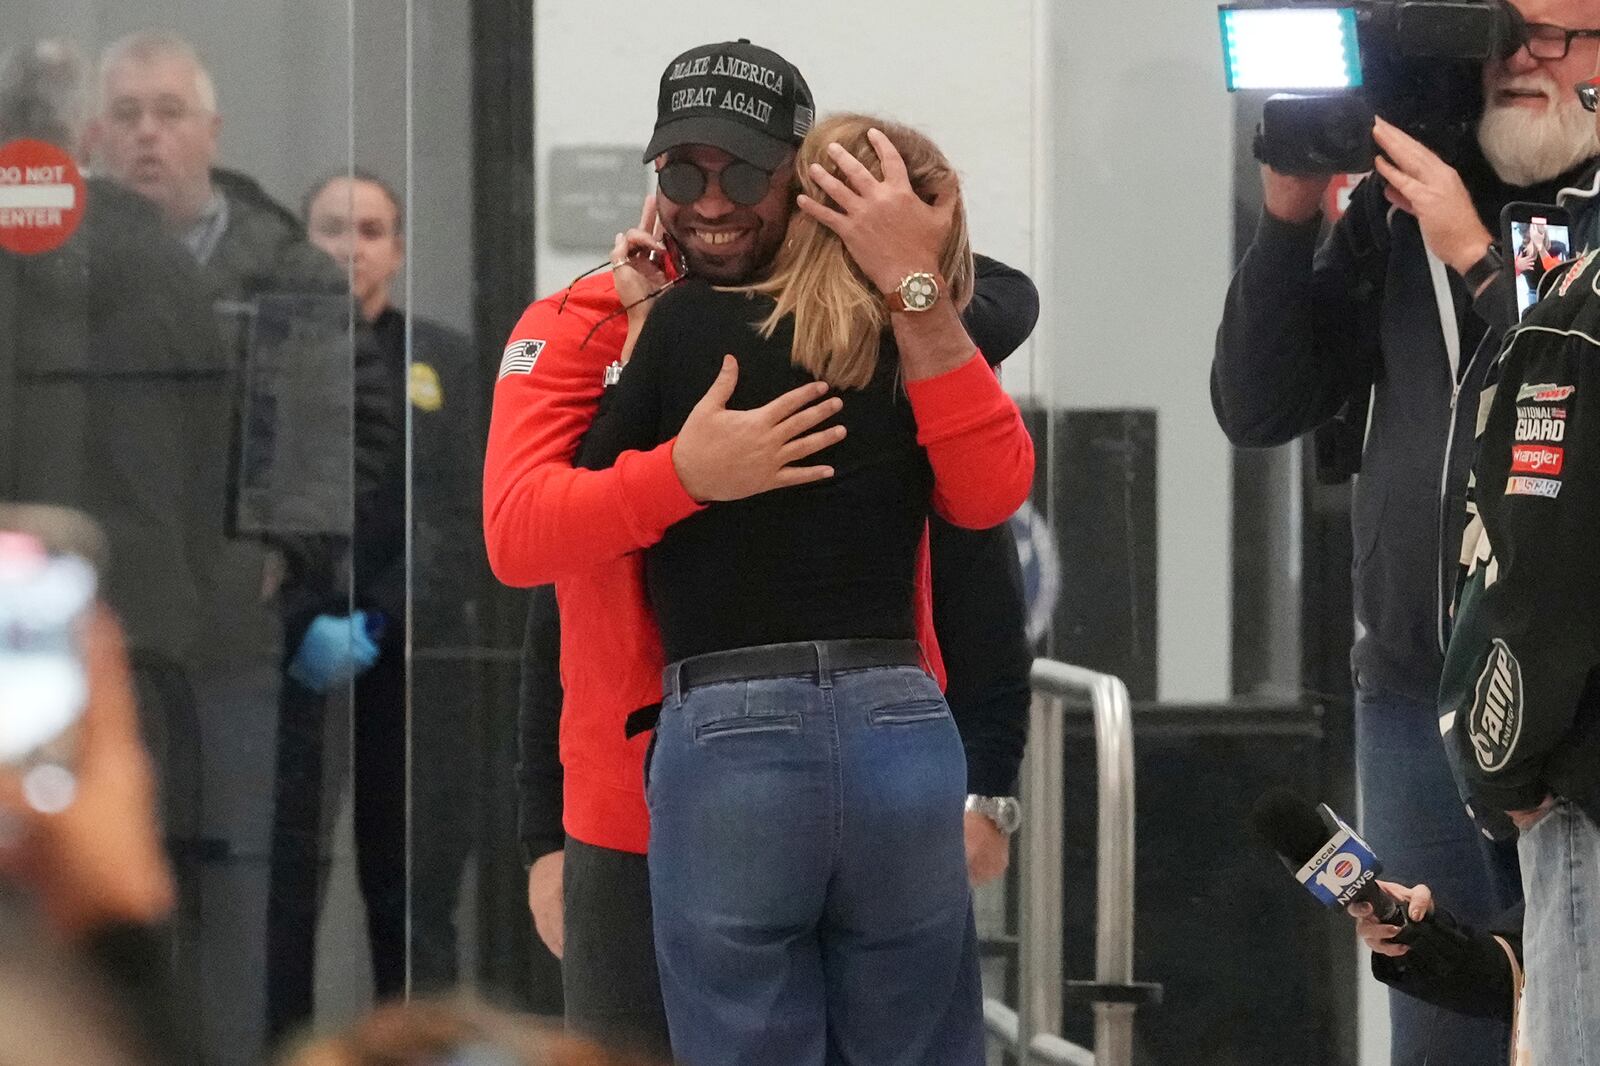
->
[499, 339, 546, 379]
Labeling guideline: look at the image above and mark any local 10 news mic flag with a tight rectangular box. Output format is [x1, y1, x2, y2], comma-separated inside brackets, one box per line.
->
[1253, 788, 1409, 926]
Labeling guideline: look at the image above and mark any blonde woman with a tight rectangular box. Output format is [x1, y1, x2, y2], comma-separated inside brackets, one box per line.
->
[576, 114, 1034, 1066]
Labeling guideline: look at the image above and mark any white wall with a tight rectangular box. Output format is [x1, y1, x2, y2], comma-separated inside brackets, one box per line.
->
[531, 0, 1035, 294]
[1046, 0, 1234, 701]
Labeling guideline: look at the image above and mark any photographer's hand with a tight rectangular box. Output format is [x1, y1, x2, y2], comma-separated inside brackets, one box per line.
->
[1372, 118, 1494, 283]
[1261, 165, 1333, 225]
[0, 608, 175, 939]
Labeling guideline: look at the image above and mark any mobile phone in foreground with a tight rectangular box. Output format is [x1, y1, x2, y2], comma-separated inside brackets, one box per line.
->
[0, 505, 104, 812]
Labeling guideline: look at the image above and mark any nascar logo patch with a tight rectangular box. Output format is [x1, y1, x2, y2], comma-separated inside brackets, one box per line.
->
[499, 339, 546, 379]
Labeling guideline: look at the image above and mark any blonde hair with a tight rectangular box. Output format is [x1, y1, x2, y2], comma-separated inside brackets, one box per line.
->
[742, 113, 974, 391]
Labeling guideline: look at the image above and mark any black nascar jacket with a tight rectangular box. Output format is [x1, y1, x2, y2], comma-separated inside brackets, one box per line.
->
[1439, 248, 1600, 835]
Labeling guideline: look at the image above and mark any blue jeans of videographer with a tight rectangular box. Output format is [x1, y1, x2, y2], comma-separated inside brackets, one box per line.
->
[1356, 685, 1523, 1066]
[646, 661, 983, 1066]
[1518, 799, 1600, 1064]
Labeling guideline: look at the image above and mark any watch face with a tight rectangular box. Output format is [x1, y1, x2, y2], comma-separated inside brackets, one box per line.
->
[994, 797, 1022, 834]
[900, 272, 938, 311]
[969, 795, 1022, 833]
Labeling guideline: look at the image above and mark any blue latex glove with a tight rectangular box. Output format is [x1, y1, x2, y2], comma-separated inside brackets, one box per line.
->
[287, 611, 383, 694]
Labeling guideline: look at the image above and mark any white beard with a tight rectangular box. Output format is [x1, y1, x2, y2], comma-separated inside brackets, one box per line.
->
[1478, 87, 1600, 187]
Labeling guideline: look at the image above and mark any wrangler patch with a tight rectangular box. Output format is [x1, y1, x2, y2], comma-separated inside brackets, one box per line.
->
[1468, 639, 1524, 773]
[1510, 445, 1564, 476]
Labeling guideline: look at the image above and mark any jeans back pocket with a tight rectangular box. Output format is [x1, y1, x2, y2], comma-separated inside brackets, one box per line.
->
[859, 668, 950, 726]
[689, 679, 806, 742]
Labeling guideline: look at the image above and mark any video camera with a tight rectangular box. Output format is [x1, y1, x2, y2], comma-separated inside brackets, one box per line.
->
[1219, 1, 1528, 173]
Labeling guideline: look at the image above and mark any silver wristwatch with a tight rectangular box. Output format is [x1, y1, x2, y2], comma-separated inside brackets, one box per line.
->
[965, 794, 1022, 835]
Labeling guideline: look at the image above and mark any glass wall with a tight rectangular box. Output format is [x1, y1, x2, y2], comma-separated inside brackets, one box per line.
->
[0, 2, 525, 1060]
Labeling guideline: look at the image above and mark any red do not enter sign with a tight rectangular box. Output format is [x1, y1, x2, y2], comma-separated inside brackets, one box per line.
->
[0, 139, 87, 256]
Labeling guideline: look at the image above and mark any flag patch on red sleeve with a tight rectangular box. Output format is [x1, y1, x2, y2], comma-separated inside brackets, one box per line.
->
[499, 339, 546, 379]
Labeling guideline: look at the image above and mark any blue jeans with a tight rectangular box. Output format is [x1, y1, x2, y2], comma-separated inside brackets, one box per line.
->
[1517, 800, 1600, 1064]
[1356, 686, 1523, 1066]
[647, 661, 983, 1066]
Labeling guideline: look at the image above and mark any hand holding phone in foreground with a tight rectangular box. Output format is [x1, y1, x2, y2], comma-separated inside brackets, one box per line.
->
[0, 608, 174, 939]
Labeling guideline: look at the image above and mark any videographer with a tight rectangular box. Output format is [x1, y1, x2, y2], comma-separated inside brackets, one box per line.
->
[1214, 5, 1600, 1063]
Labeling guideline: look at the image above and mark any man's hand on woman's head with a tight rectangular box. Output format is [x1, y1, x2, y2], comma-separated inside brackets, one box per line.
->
[797, 128, 956, 295]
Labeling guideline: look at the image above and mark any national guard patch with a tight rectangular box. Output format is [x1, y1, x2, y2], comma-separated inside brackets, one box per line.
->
[499, 339, 546, 379]
[1468, 639, 1524, 773]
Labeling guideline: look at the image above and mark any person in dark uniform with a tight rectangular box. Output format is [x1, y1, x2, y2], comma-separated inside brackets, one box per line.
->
[89, 32, 401, 1062]
[259, 169, 483, 1030]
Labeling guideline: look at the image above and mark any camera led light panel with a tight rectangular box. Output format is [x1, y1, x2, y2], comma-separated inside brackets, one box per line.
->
[1219, 7, 1363, 92]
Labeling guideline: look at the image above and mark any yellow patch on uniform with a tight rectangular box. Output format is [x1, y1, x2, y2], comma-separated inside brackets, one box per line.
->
[409, 362, 443, 412]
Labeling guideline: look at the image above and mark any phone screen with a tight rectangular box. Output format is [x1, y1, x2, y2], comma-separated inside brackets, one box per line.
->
[1510, 215, 1574, 319]
[0, 530, 96, 803]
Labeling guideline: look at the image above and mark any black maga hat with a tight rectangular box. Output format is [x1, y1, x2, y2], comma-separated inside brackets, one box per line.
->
[643, 39, 815, 169]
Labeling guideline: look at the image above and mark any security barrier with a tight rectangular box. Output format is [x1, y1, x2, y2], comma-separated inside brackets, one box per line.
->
[983, 659, 1162, 1065]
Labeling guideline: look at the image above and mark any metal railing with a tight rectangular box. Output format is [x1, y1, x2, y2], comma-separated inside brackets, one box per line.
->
[983, 659, 1161, 1066]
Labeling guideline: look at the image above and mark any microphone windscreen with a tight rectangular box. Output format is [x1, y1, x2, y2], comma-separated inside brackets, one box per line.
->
[1251, 788, 1330, 866]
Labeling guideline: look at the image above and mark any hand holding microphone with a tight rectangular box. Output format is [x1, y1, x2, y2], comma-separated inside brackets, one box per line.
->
[1251, 788, 1411, 928]
[1253, 790, 1524, 1020]
[1349, 881, 1435, 958]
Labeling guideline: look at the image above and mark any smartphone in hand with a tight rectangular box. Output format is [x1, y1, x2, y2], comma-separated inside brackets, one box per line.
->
[0, 505, 104, 813]
[1502, 202, 1574, 321]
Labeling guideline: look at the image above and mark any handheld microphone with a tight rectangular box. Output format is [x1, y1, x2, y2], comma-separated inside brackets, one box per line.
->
[1252, 789, 1408, 927]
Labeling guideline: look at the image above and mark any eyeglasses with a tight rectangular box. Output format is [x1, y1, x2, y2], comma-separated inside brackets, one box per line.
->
[656, 159, 773, 207]
[1578, 75, 1600, 112]
[1521, 22, 1600, 61]
[553, 257, 689, 348]
[106, 97, 206, 129]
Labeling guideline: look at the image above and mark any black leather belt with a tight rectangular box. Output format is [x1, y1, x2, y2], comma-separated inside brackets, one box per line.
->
[669, 638, 923, 695]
